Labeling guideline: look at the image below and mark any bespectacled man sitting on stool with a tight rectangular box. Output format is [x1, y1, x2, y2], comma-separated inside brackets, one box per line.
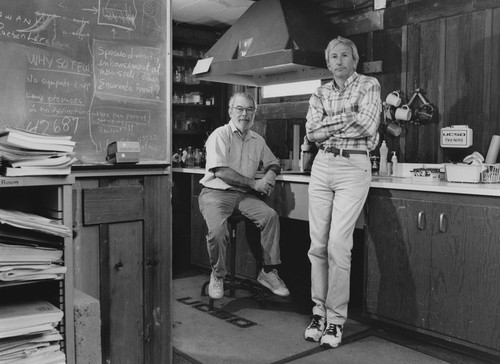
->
[198, 92, 290, 300]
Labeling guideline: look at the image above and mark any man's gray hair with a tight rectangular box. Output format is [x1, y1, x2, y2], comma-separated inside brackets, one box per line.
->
[325, 36, 360, 68]
[229, 92, 256, 109]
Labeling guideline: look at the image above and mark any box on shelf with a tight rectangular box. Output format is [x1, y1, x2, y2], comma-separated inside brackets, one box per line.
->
[106, 142, 140, 164]
[444, 163, 486, 183]
[392, 163, 444, 177]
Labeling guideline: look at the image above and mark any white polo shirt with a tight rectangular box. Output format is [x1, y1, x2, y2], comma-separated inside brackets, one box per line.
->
[200, 121, 279, 191]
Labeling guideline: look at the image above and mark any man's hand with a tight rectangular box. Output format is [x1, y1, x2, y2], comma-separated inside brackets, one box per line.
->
[253, 178, 274, 195]
[253, 170, 276, 196]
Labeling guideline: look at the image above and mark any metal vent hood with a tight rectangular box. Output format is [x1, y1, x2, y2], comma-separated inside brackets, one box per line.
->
[193, 0, 339, 86]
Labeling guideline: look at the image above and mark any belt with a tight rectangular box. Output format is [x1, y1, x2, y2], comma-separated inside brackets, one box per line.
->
[319, 145, 368, 158]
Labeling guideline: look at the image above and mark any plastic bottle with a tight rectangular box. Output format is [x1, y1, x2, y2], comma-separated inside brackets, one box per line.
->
[379, 141, 388, 176]
[300, 136, 314, 172]
[391, 151, 398, 176]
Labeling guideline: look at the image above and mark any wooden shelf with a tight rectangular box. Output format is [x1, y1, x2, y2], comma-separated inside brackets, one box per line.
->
[172, 103, 216, 108]
[173, 129, 207, 135]
[0, 177, 75, 364]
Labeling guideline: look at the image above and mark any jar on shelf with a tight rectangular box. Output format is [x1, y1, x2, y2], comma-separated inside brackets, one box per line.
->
[172, 92, 180, 104]
[185, 147, 194, 167]
[172, 148, 183, 167]
[174, 66, 182, 83]
[193, 148, 202, 167]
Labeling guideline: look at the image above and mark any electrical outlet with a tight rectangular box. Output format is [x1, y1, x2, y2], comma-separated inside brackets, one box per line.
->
[374, 0, 386, 10]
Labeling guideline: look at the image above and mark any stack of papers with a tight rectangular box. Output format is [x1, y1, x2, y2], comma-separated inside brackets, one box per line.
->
[0, 302, 65, 363]
[0, 209, 71, 238]
[0, 127, 77, 177]
[0, 225, 66, 284]
[0, 212, 69, 284]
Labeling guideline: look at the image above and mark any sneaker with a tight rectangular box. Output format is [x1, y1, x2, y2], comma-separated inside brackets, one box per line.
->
[320, 323, 343, 348]
[208, 272, 224, 300]
[257, 269, 290, 297]
[304, 315, 325, 342]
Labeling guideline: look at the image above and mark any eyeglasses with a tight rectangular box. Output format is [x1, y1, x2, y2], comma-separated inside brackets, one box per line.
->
[232, 106, 256, 115]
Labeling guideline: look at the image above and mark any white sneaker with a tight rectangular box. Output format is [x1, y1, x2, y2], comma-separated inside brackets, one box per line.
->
[257, 269, 290, 297]
[208, 272, 224, 300]
[320, 323, 343, 348]
[304, 315, 325, 342]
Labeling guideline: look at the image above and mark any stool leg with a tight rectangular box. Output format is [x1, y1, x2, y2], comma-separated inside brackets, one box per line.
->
[229, 223, 236, 297]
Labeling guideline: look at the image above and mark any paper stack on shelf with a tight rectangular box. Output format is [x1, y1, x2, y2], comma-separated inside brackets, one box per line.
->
[0, 225, 66, 284]
[0, 208, 72, 238]
[0, 301, 65, 363]
[0, 127, 77, 177]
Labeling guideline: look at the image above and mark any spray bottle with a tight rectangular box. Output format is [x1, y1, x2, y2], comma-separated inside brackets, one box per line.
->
[300, 136, 314, 172]
[391, 151, 398, 176]
[379, 141, 388, 176]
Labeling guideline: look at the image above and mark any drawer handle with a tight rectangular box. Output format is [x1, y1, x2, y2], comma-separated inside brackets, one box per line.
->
[417, 211, 426, 230]
[439, 213, 448, 233]
[115, 262, 123, 271]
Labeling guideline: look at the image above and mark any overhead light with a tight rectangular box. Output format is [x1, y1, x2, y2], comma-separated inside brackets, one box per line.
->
[262, 80, 321, 98]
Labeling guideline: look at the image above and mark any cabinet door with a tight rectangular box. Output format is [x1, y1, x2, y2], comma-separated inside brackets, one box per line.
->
[366, 192, 431, 328]
[190, 194, 210, 268]
[429, 201, 500, 350]
[76, 175, 171, 364]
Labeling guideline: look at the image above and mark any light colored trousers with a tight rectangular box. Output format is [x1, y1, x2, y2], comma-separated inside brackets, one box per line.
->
[198, 188, 281, 278]
[308, 150, 371, 325]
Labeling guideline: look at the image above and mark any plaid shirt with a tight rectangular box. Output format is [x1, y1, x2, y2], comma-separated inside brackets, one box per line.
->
[306, 72, 382, 151]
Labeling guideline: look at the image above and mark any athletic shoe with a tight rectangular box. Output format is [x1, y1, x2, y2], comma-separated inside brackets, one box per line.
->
[304, 315, 325, 342]
[208, 272, 224, 300]
[257, 269, 290, 297]
[320, 323, 343, 348]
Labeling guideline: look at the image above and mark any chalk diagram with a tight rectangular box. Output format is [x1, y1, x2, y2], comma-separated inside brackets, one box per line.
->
[142, 0, 163, 36]
[97, 0, 137, 31]
[17, 11, 91, 45]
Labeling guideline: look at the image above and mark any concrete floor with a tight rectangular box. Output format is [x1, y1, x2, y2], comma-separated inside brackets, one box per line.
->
[172, 271, 498, 364]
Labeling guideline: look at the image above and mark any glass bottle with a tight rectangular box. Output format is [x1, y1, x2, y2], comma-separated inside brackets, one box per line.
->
[193, 148, 202, 167]
[172, 148, 182, 167]
[185, 146, 194, 168]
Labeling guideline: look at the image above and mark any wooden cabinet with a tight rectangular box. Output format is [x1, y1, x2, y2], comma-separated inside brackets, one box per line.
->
[365, 188, 500, 354]
[72, 171, 171, 364]
[0, 176, 75, 364]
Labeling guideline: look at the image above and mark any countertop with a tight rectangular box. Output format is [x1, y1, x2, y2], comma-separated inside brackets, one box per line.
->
[172, 167, 500, 197]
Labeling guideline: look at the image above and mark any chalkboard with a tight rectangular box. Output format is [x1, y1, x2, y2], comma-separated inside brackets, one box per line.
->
[0, 0, 168, 164]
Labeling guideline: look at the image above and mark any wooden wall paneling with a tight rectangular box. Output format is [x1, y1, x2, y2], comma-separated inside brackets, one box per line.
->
[384, 0, 474, 30]
[470, 11, 489, 154]
[481, 10, 493, 153]
[73, 179, 101, 298]
[418, 18, 443, 162]
[437, 20, 447, 163]
[143, 175, 171, 363]
[98, 223, 111, 363]
[335, 11, 384, 36]
[444, 13, 475, 163]
[106, 221, 144, 364]
[405, 24, 421, 162]
[489, 8, 500, 137]
[372, 28, 403, 156]
[475, 0, 500, 11]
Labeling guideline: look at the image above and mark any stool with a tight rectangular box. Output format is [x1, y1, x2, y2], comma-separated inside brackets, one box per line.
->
[201, 214, 267, 309]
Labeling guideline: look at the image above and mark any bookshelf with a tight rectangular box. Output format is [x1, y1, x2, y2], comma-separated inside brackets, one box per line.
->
[172, 23, 228, 156]
[0, 176, 75, 364]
